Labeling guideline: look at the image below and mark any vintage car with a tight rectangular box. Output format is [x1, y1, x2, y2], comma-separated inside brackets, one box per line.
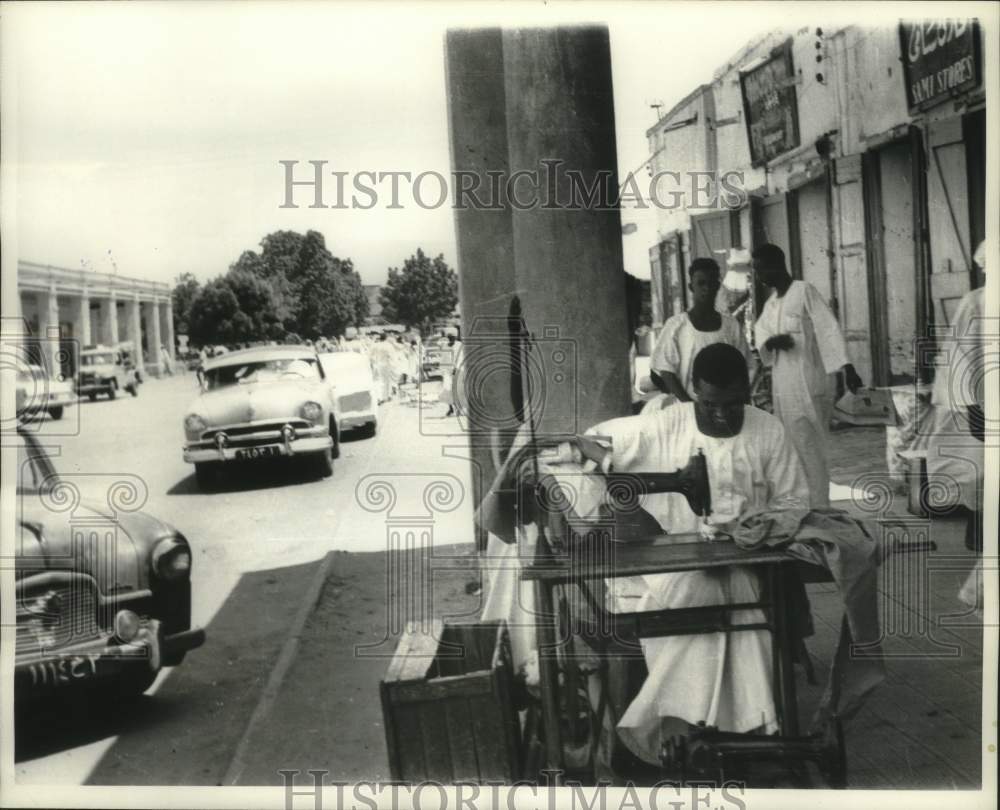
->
[182, 346, 340, 489]
[77, 345, 139, 400]
[14, 429, 204, 701]
[318, 351, 378, 437]
[15, 364, 77, 421]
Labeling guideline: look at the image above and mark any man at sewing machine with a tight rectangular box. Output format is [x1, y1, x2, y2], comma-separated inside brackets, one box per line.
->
[567, 342, 811, 765]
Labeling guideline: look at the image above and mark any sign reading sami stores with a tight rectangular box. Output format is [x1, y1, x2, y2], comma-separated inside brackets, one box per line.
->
[740, 40, 800, 166]
[900, 20, 980, 110]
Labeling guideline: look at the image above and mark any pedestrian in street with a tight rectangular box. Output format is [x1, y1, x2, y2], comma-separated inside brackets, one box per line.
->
[752, 243, 863, 508]
[159, 344, 174, 376]
[649, 257, 750, 405]
[925, 240, 988, 612]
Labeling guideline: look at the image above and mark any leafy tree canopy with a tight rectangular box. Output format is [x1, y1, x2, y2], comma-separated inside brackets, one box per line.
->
[378, 249, 458, 334]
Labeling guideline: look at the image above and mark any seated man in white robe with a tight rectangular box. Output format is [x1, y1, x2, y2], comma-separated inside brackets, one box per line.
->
[568, 342, 811, 765]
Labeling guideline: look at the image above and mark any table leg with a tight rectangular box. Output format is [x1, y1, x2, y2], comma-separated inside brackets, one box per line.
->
[534, 579, 564, 780]
[773, 565, 799, 736]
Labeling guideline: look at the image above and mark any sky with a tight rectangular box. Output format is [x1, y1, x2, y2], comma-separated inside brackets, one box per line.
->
[2, 1, 951, 288]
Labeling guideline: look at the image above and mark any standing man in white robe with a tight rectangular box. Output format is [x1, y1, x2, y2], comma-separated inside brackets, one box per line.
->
[752, 244, 863, 507]
[569, 343, 810, 764]
[650, 257, 751, 404]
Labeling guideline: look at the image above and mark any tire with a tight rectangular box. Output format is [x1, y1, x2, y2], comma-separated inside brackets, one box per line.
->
[194, 462, 218, 491]
[330, 420, 341, 459]
[48, 406, 64, 421]
[312, 447, 334, 478]
[107, 381, 117, 400]
[358, 421, 377, 439]
[88, 393, 97, 402]
[127, 382, 138, 397]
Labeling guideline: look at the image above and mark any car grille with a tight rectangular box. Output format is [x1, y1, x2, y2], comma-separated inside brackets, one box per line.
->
[201, 419, 313, 441]
[338, 391, 372, 412]
[15, 579, 103, 656]
[79, 372, 97, 385]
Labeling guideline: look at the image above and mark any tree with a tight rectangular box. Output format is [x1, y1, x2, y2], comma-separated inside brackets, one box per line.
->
[378, 249, 458, 334]
[171, 273, 201, 336]
[187, 280, 243, 346]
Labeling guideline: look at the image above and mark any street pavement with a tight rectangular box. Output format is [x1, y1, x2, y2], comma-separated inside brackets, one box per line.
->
[14, 371, 474, 785]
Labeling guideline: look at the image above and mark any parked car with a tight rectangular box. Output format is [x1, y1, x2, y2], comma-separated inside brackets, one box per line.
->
[182, 346, 340, 489]
[77, 345, 138, 401]
[15, 364, 76, 421]
[13, 429, 204, 701]
[318, 351, 378, 438]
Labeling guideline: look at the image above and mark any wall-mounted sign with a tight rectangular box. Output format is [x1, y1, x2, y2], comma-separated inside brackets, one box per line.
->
[899, 20, 980, 111]
[740, 39, 801, 167]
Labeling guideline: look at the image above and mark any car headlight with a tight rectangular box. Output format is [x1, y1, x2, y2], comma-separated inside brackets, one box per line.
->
[152, 537, 192, 581]
[184, 413, 208, 436]
[300, 401, 323, 423]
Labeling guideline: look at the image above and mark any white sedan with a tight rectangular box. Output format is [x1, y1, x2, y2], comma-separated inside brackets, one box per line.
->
[318, 351, 378, 438]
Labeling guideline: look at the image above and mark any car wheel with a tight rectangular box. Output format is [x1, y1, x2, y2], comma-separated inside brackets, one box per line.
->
[358, 421, 377, 439]
[107, 381, 117, 400]
[330, 420, 341, 459]
[127, 382, 139, 396]
[312, 447, 334, 478]
[88, 392, 97, 402]
[48, 406, 64, 421]
[194, 462, 218, 490]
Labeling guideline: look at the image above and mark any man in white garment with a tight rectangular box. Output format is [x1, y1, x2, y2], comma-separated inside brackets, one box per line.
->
[650, 257, 750, 403]
[926, 240, 988, 608]
[752, 244, 863, 508]
[566, 342, 810, 764]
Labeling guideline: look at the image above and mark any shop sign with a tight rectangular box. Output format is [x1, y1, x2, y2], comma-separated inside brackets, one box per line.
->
[899, 20, 980, 111]
[740, 39, 801, 167]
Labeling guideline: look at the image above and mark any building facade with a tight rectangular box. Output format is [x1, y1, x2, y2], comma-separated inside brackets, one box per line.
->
[647, 20, 987, 388]
[17, 260, 175, 379]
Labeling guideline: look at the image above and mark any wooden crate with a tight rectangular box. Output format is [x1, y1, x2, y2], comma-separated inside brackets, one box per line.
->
[380, 619, 522, 784]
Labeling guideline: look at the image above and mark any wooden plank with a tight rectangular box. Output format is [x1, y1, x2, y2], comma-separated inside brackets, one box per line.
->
[393, 702, 428, 782]
[469, 693, 514, 782]
[387, 671, 495, 704]
[418, 700, 456, 783]
[444, 697, 481, 782]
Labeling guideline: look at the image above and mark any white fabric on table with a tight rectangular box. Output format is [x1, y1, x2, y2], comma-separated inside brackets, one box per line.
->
[754, 280, 849, 508]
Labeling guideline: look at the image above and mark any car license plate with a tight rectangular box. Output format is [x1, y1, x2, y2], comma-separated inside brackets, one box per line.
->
[235, 445, 282, 461]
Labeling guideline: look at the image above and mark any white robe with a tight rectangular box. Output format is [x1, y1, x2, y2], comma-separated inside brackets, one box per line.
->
[586, 403, 810, 763]
[754, 280, 849, 508]
[650, 311, 750, 400]
[926, 286, 987, 510]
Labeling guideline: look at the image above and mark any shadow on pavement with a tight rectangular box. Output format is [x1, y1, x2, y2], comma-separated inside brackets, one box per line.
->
[15, 560, 320, 785]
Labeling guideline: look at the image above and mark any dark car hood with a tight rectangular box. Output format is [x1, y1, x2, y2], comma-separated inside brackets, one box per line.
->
[16, 496, 176, 592]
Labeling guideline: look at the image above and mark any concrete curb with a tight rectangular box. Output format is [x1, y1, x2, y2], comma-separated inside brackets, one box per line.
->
[220, 548, 337, 786]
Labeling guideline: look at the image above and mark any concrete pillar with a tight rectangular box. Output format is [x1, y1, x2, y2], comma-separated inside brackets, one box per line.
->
[164, 299, 175, 360]
[78, 290, 92, 346]
[39, 285, 62, 376]
[501, 26, 631, 435]
[127, 294, 144, 375]
[106, 292, 119, 346]
[150, 298, 162, 376]
[445, 28, 519, 550]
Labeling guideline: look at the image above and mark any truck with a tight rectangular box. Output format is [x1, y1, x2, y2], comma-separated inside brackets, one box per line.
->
[77, 345, 139, 400]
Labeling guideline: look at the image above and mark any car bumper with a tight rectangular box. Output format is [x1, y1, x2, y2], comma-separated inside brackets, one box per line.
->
[338, 412, 376, 430]
[15, 623, 205, 698]
[183, 434, 333, 463]
[77, 382, 111, 394]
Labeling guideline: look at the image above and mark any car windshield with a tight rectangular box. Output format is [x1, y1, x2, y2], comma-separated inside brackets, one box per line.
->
[82, 353, 114, 366]
[205, 357, 321, 390]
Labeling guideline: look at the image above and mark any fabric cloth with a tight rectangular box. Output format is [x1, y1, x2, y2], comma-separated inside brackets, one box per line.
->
[718, 507, 886, 732]
[754, 280, 850, 508]
[583, 403, 810, 763]
[926, 286, 987, 511]
[650, 311, 750, 400]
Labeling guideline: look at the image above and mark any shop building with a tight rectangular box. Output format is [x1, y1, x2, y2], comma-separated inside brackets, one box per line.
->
[646, 20, 986, 388]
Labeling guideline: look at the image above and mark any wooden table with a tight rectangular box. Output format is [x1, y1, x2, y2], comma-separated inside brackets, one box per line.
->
[520, 532, 811, 778]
